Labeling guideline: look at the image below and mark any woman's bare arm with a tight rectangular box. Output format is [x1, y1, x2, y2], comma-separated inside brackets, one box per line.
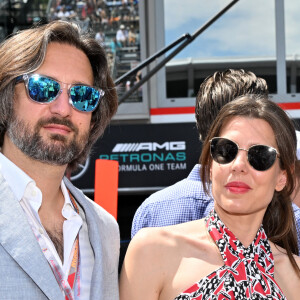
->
[119, 227, 166, 300]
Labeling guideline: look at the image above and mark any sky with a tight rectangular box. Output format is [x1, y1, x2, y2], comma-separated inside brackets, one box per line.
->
[164, 0, 300, 59]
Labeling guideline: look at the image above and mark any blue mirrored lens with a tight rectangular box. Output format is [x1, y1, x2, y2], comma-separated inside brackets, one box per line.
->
[70, 86, 100, 112]
[28, 76, 60, 103]
[26, 75, 102, 112]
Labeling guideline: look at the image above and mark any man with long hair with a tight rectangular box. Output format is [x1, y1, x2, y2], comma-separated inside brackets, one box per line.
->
[0, 21, 119, 299]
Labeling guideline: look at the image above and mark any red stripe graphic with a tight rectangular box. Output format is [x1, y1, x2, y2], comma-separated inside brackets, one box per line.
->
[150, 107, 195, 115]
[151, 103, 300, 115]
[277, 102, 300, 110]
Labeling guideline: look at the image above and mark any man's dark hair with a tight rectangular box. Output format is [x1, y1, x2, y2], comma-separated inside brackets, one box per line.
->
[195, 69, 268, 141]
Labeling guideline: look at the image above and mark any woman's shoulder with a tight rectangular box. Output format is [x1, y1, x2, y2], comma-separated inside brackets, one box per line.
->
[132, 219, 207, 247]
[120, 219, 223, 300]
[128, 219, 208, 261]
[270, 242, 300, 266]
[270, 242, 300, 298]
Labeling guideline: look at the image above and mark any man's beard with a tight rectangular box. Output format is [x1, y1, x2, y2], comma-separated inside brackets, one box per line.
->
[7, 116, 90, 165]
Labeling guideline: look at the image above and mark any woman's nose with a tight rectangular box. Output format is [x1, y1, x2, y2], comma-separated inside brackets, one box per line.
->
[231, 149, 249, 173]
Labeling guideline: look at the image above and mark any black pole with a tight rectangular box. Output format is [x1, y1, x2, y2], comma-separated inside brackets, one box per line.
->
[118, 0, 239, 105]
[114, 33, 191, 85]
[6, 0, 15, 36]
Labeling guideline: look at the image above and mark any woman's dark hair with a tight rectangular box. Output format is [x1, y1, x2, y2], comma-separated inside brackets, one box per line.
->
[0, 20, 118, 171]
[200, 94, 300, 276]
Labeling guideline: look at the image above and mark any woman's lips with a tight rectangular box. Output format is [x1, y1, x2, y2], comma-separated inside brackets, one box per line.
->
[225, 181, 251, 194]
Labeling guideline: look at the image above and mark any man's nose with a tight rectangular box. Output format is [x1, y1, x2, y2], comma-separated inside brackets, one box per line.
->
[48, 87, 72, 117]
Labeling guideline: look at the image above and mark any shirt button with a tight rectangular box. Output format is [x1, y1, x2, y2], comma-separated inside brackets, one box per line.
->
[39, 228, 44, 235]
[31, 190, 37, 197]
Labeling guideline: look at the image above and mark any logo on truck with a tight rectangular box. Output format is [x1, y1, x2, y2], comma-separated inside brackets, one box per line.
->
[112, 141, 186, 152]
[100, 141, 187, 172]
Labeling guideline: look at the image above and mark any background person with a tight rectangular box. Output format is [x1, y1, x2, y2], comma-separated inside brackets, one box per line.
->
[110, 37, 122, 54]
[95, 29, 105, 46]
[120, 95, 300, 300]
[128, 25, 136, 46]
[131, 69, 300, 254]
[0, 20, 119, 299]
[116, 24, 127, 47]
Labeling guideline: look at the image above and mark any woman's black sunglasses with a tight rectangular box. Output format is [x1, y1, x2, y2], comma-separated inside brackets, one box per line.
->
[210, 137, 280, 171]
[16, 74, 105, 113]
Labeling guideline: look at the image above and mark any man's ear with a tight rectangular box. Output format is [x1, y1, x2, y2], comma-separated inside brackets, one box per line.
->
[275, 170, 287, 192]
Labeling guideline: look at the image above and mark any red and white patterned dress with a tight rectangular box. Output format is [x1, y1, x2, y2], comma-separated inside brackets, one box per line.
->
[174, 210, 286, 300]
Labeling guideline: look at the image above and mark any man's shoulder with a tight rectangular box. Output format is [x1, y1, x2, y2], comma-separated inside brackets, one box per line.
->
[292, 203, 300, 225]
[64, 177, 118, 227]
[131, 165, 214, 237]
[145, 164, 210, 205]
[292, 203, 300, 223]
[293, 202, 300, 214]
[85, 195, 118, 223]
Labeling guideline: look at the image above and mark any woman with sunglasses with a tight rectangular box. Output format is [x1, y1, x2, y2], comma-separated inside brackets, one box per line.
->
[120, 94, 300, 300]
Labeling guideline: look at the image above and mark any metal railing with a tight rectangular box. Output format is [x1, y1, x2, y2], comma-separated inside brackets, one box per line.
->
[114, 0, 240, 105]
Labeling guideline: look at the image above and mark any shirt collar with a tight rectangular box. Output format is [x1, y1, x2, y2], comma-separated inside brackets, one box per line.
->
[0, 152, 34, 201]
[61, 180, 74, 210]
[0, 153, 71, 209]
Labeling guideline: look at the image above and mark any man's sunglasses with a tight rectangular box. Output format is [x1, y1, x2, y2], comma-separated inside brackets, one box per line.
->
[16, 74, 105, 113]
[210, 137, 280, 171]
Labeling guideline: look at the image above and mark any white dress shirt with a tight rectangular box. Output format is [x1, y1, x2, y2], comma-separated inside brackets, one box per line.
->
[0, 153, 94, 299]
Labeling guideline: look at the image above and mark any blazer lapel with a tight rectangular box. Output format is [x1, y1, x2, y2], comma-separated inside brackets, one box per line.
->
[0, 174, 63, 300]
[64, 178, 116, 299]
